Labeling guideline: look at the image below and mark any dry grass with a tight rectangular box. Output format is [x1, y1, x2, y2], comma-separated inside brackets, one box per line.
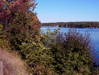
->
[0, 48, 29, 75]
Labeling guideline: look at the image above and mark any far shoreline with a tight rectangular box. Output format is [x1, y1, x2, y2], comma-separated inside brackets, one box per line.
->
[42, 22, 99, 28]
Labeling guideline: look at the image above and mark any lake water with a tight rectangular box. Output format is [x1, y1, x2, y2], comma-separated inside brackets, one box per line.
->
[41, 26, 99, 65]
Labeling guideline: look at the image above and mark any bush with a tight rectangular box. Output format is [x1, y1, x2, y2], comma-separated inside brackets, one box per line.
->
[42, 29, 94, 75]
[19, 36, 55, 74]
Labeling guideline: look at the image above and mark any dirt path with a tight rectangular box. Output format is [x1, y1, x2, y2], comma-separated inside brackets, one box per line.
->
[0, 48, 29, 75]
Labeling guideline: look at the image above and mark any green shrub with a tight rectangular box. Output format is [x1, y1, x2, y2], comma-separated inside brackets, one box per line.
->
[19, 36, 55, 74]
[42, 29, 94, 75]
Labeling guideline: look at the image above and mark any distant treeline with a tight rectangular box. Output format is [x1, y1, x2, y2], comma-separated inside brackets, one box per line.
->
[42, 22, 99, 28]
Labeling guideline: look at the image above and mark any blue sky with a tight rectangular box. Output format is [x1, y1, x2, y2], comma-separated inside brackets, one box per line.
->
[35, 0, 99, 23]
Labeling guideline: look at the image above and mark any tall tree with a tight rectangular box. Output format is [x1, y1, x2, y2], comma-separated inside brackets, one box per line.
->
[0, 0, 40, 50]
[0, 0, 37, 26]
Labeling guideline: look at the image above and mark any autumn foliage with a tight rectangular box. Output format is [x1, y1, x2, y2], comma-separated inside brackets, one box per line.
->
[0, 0, 35, 17]
[0, 0, 98, 75]
[0, 0, 41, 74]
[0, 0, 38, 27]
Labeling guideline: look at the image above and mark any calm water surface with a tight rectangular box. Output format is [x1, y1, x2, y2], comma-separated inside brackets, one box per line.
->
[41, 26, 99, 64]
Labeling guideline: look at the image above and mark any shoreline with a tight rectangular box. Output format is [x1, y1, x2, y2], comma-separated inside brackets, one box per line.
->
[42, 22, 99, 28]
